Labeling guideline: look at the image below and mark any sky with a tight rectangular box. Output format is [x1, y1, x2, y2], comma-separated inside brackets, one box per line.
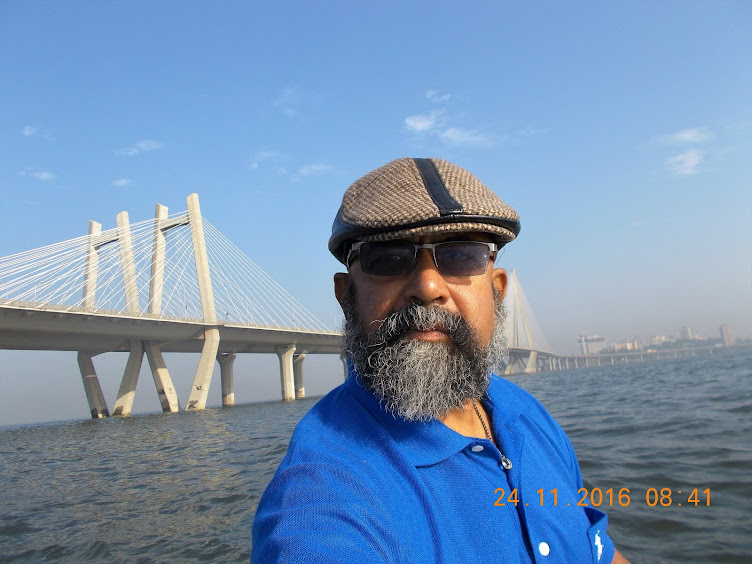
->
[1, 1, 750, 426]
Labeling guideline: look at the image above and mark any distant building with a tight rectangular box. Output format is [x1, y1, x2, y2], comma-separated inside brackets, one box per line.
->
[650, 335, 672, 346]
[680, 326, 693, 341]
[578, 334, 605, 355]
[607, 338, 640, 353]
[720, 324, 735, 346]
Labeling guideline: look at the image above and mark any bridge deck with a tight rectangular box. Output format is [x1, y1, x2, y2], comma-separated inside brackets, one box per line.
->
[0, 303, 342, 355]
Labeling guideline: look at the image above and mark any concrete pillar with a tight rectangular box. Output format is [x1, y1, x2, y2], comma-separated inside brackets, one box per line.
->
[116, 212, 140, 314]
[524, 350, 538, 373]
[277, 344, 296, 400]
[149, 204, 168, 314]
[145, 342, 179, 412]
[83, 221, 101, 309]
[340, 354, 349, 380]
[293, 353, 306, 398]
[112, 340, 144, 417]
[186, 327, 220, 410]
[77, 352, 109, 418]
[574, 358, 579, 369]
[187, 193, 216, 324]
[218, 352, 236, 407]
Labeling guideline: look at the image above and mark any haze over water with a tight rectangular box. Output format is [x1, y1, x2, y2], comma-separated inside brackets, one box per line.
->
[1, 347, 750, 563]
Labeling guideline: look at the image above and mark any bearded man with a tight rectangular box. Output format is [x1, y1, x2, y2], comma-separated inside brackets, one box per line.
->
[252, 158, 629, 563]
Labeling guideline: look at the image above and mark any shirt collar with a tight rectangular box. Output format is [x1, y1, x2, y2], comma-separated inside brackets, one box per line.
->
[343, 364, 523, 467]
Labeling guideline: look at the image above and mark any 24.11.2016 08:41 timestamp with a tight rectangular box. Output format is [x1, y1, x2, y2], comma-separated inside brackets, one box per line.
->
[493, 487, 711, 508]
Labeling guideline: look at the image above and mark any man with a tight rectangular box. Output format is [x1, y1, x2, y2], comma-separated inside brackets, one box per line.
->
[252, 157, 629, 563]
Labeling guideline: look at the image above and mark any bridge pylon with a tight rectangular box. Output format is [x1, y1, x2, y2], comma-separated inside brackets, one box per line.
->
[73, 198, 204, 417]
[74, 194, 228, 417]
[502, 269, 547, 374]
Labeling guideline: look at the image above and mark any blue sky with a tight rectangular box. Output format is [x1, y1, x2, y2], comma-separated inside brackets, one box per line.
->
[1, 2, 750, 425]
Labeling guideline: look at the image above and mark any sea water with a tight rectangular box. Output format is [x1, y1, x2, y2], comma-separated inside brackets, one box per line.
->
[1, 347, 750, 563]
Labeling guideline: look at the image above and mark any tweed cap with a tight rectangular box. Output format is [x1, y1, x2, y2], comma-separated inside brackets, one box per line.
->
[329, 157, 521, 263]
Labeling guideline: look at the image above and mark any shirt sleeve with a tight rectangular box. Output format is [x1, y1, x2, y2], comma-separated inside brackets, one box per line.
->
[515, 384, 618, 564]
[557, 416, 617, 563]
[584, 507, 616, 564]
[251, 462, 400, 564]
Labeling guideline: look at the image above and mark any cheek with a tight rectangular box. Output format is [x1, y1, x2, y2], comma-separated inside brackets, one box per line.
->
[464, 287, 497, 346]
[354, 283, 399, 334]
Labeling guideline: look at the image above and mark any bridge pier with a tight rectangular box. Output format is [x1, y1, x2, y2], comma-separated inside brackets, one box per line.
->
[340, 355, 349, 380]
[277, 344, 296, 400]
[218, 352, 236, 407]
[77, 352, 110, 418]
[186, 327, 220, 410]
[525, 350, 537, 373]
[293, 353, 305, 399]
[112, 340, 144, 417]
[145, 343, 179, 412]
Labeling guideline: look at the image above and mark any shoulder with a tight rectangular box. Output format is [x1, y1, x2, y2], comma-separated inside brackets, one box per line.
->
[252, 459, 401, 562]
[486, 374, 560, 430]
[487, 375, 581, 474]
[252, 382, 404, 562]
[284, 379, 390, 464]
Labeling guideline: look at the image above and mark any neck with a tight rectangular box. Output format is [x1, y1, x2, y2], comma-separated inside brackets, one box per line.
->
[438, 399, 494, 442]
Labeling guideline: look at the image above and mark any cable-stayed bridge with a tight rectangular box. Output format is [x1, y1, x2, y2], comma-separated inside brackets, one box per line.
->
[0, 195, 342, 419]
[0, 194, 566, 420]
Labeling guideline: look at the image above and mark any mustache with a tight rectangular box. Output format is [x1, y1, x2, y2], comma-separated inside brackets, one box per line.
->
[366, 303, 476, 351]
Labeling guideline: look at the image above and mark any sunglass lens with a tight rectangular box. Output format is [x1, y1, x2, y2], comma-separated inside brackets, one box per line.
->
[359, 242, 416, 276]
[435, 242, 490, 276]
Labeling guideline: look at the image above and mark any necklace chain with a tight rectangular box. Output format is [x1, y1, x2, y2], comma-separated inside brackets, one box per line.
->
[470, 399, 513, 470]
[471, 399, 491, 440]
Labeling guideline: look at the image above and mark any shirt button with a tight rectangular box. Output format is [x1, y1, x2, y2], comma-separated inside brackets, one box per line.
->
[471, 445, 484, 452]
[538, 542, 550, 556]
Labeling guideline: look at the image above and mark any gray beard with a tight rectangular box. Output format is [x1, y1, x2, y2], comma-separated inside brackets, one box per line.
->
[341, 285, 508, 422]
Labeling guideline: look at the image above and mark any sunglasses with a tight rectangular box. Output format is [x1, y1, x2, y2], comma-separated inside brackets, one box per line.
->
[346, 240, 498, 277]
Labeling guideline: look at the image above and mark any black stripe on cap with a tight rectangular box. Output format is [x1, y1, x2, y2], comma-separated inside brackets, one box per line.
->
[413, 158, 463, 216]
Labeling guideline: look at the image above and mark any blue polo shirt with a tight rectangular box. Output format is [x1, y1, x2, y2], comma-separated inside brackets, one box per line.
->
[252, 370, 615, 563]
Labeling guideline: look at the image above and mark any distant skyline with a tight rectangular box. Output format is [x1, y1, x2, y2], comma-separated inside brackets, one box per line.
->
[1, 1, 751, 425]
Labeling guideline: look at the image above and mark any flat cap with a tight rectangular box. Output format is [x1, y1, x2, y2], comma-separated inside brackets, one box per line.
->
[329, 157, 521, 263]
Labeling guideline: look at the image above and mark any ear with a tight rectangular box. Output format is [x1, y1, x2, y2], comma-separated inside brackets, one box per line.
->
[333, 272, 350, 308]
[492, 268, 508, 301]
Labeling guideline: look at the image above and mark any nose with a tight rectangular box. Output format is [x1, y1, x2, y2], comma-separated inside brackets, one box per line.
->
[402, 248, 449, 306]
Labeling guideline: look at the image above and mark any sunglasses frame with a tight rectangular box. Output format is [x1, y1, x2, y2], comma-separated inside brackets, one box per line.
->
[346, 240, 498, 277]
